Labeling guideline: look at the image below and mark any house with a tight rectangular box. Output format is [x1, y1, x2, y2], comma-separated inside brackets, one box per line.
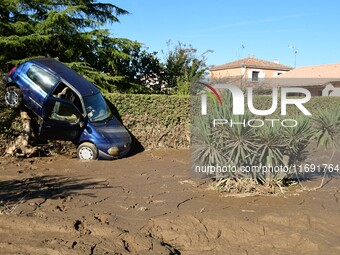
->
[210, 56, 293, 83]
[273, 63, 340, 96]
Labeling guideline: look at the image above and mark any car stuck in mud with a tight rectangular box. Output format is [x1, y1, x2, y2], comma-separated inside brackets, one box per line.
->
[3, 58, 131, 160]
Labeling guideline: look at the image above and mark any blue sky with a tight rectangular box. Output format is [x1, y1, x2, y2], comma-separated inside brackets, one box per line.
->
[108, 0, 340, 68]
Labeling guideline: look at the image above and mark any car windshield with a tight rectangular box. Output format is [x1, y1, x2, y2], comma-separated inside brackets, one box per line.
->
[83, 93, 112, 122]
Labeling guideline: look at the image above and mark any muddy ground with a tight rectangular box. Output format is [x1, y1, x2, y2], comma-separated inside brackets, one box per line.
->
[0, 149, 340, 255]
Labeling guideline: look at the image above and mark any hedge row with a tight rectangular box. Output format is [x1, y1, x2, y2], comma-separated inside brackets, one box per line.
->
[104, 93, 190, 149]
[1, 88, 338, 151]
[192, 94, 340, 118]
[251, 95, 340, 117]
[0, 88, 191, 151]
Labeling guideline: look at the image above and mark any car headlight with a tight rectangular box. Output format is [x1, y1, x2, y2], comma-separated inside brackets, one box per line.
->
[107, 146, 119, 156]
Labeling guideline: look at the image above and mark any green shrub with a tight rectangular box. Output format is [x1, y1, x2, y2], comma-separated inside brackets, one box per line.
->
[191, 91, 340, 192]
[0, 87, 191, 150]
[104, 93, 190, 149]
[251, 95, 340, 117]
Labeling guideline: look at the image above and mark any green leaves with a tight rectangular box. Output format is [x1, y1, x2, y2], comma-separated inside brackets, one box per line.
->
[0, 0, 139, 92]
[191, 91, 340, 186]
[313, 109, 340, 150]
[162, 41, 212, 95]
[191, 116, 226, 167]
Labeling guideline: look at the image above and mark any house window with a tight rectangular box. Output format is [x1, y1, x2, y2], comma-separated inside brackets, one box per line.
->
[252, 71, 259, 82]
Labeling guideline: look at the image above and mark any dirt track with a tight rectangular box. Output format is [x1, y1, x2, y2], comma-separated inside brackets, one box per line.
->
[1, 149, 340, 254]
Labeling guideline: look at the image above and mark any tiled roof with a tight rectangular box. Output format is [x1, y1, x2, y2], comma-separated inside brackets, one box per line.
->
[276, 63, 340, 78]
[210, 57, 293, 71]
[270, 63, 340, 87]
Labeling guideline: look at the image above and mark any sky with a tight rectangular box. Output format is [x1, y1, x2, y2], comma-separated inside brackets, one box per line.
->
[107, 0, 340, 68]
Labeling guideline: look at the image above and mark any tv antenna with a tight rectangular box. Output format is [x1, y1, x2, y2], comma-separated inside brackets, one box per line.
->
[288, 45, 297, 68]
[237, 44, 245, 59]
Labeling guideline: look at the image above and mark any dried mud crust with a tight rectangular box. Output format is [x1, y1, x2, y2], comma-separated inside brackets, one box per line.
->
[0, 149, 340, 255]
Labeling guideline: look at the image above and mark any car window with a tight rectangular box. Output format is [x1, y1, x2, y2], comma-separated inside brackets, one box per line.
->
[52, 82, 84, 114]
[26, 65, 58, 93]
[83, 93, 111, 122]
[49, 100, 80, 124]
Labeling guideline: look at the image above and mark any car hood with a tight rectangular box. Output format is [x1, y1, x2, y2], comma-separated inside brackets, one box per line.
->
[87, 117, 131, 144]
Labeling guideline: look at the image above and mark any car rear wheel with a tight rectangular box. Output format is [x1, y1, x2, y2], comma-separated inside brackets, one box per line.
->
[77, 142, 98, 160]
[5, 86, 22, 108]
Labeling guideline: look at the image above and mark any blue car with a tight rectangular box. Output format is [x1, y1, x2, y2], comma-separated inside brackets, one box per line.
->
[3, 58, 131, 160]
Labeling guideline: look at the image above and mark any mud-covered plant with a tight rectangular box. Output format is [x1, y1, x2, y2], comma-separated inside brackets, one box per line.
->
[214, 114, 256, 170]
[212, 92, 256, 170]
[191, 116, 225, 167]
[254, 124, 285, 166]
[252, 124, 286, 186]
[313, 110, 340, 150]
[313, 109, 340, 188]
[282, 117, 315, 168]
[192, 90, 340, 193]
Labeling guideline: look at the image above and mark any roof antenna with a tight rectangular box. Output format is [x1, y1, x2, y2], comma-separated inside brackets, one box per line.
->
[288, 45, 297, 68]
[237, 44, 245, 59]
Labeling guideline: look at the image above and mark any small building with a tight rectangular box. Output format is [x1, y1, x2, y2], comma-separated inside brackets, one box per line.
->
[210, 56, 293, 83]
[273, 63, 340, 96]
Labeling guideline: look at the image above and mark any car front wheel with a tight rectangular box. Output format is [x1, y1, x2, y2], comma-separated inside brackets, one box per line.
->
[77, 142, 98, 160]
[5, 86, 22, 108]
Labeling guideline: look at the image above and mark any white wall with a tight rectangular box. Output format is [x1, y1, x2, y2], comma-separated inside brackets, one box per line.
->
[322, 83, 340, 96]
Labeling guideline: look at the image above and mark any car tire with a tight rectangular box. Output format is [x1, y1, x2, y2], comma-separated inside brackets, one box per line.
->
[77, 142, 98, 160]
[5, 86, 22, 108]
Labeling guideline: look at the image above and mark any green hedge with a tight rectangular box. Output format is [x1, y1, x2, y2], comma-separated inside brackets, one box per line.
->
[252, 95, 340, 117]
[104, 93, 190, 127]
[1, 87, 338, 151]
[0, 87, 191, 150]
[192, 94, 340, 118]
[104, 93, 190, 149]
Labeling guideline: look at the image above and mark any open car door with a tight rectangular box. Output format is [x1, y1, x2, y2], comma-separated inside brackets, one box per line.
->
[39, 97, 86, 141]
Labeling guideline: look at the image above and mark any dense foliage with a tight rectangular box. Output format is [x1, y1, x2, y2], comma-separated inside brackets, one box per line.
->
[191, 92, 340, 191]
[160, 41, 211, 95]
[0, 0, 142, 92]
[105, 93, 190, 149]
[105, 93, 190, 126]
[0, 1, 209, 94]
[0, 85, 190, 151]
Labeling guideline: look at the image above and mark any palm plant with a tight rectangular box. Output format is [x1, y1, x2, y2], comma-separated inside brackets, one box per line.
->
[313, 110, 340, 150]
[252, 124, 286, 186]
[313, 109, 340, 188]
[282, 117, 315, 166]
[191, 116, 225, 168]
[191, 89, 340, 193]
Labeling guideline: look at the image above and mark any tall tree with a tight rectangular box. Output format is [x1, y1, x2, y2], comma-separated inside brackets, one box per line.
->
[162, 41, 212, 95]
[0, 0, 146, 92]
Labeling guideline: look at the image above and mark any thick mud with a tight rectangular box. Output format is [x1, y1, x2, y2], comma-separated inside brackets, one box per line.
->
[0, 149, 340, 254]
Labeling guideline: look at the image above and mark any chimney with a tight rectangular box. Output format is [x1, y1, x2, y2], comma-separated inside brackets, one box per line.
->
[273, 59, 279, 64]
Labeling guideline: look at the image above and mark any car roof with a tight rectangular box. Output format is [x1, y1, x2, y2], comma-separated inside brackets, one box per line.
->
[30, 58, 100, 96]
